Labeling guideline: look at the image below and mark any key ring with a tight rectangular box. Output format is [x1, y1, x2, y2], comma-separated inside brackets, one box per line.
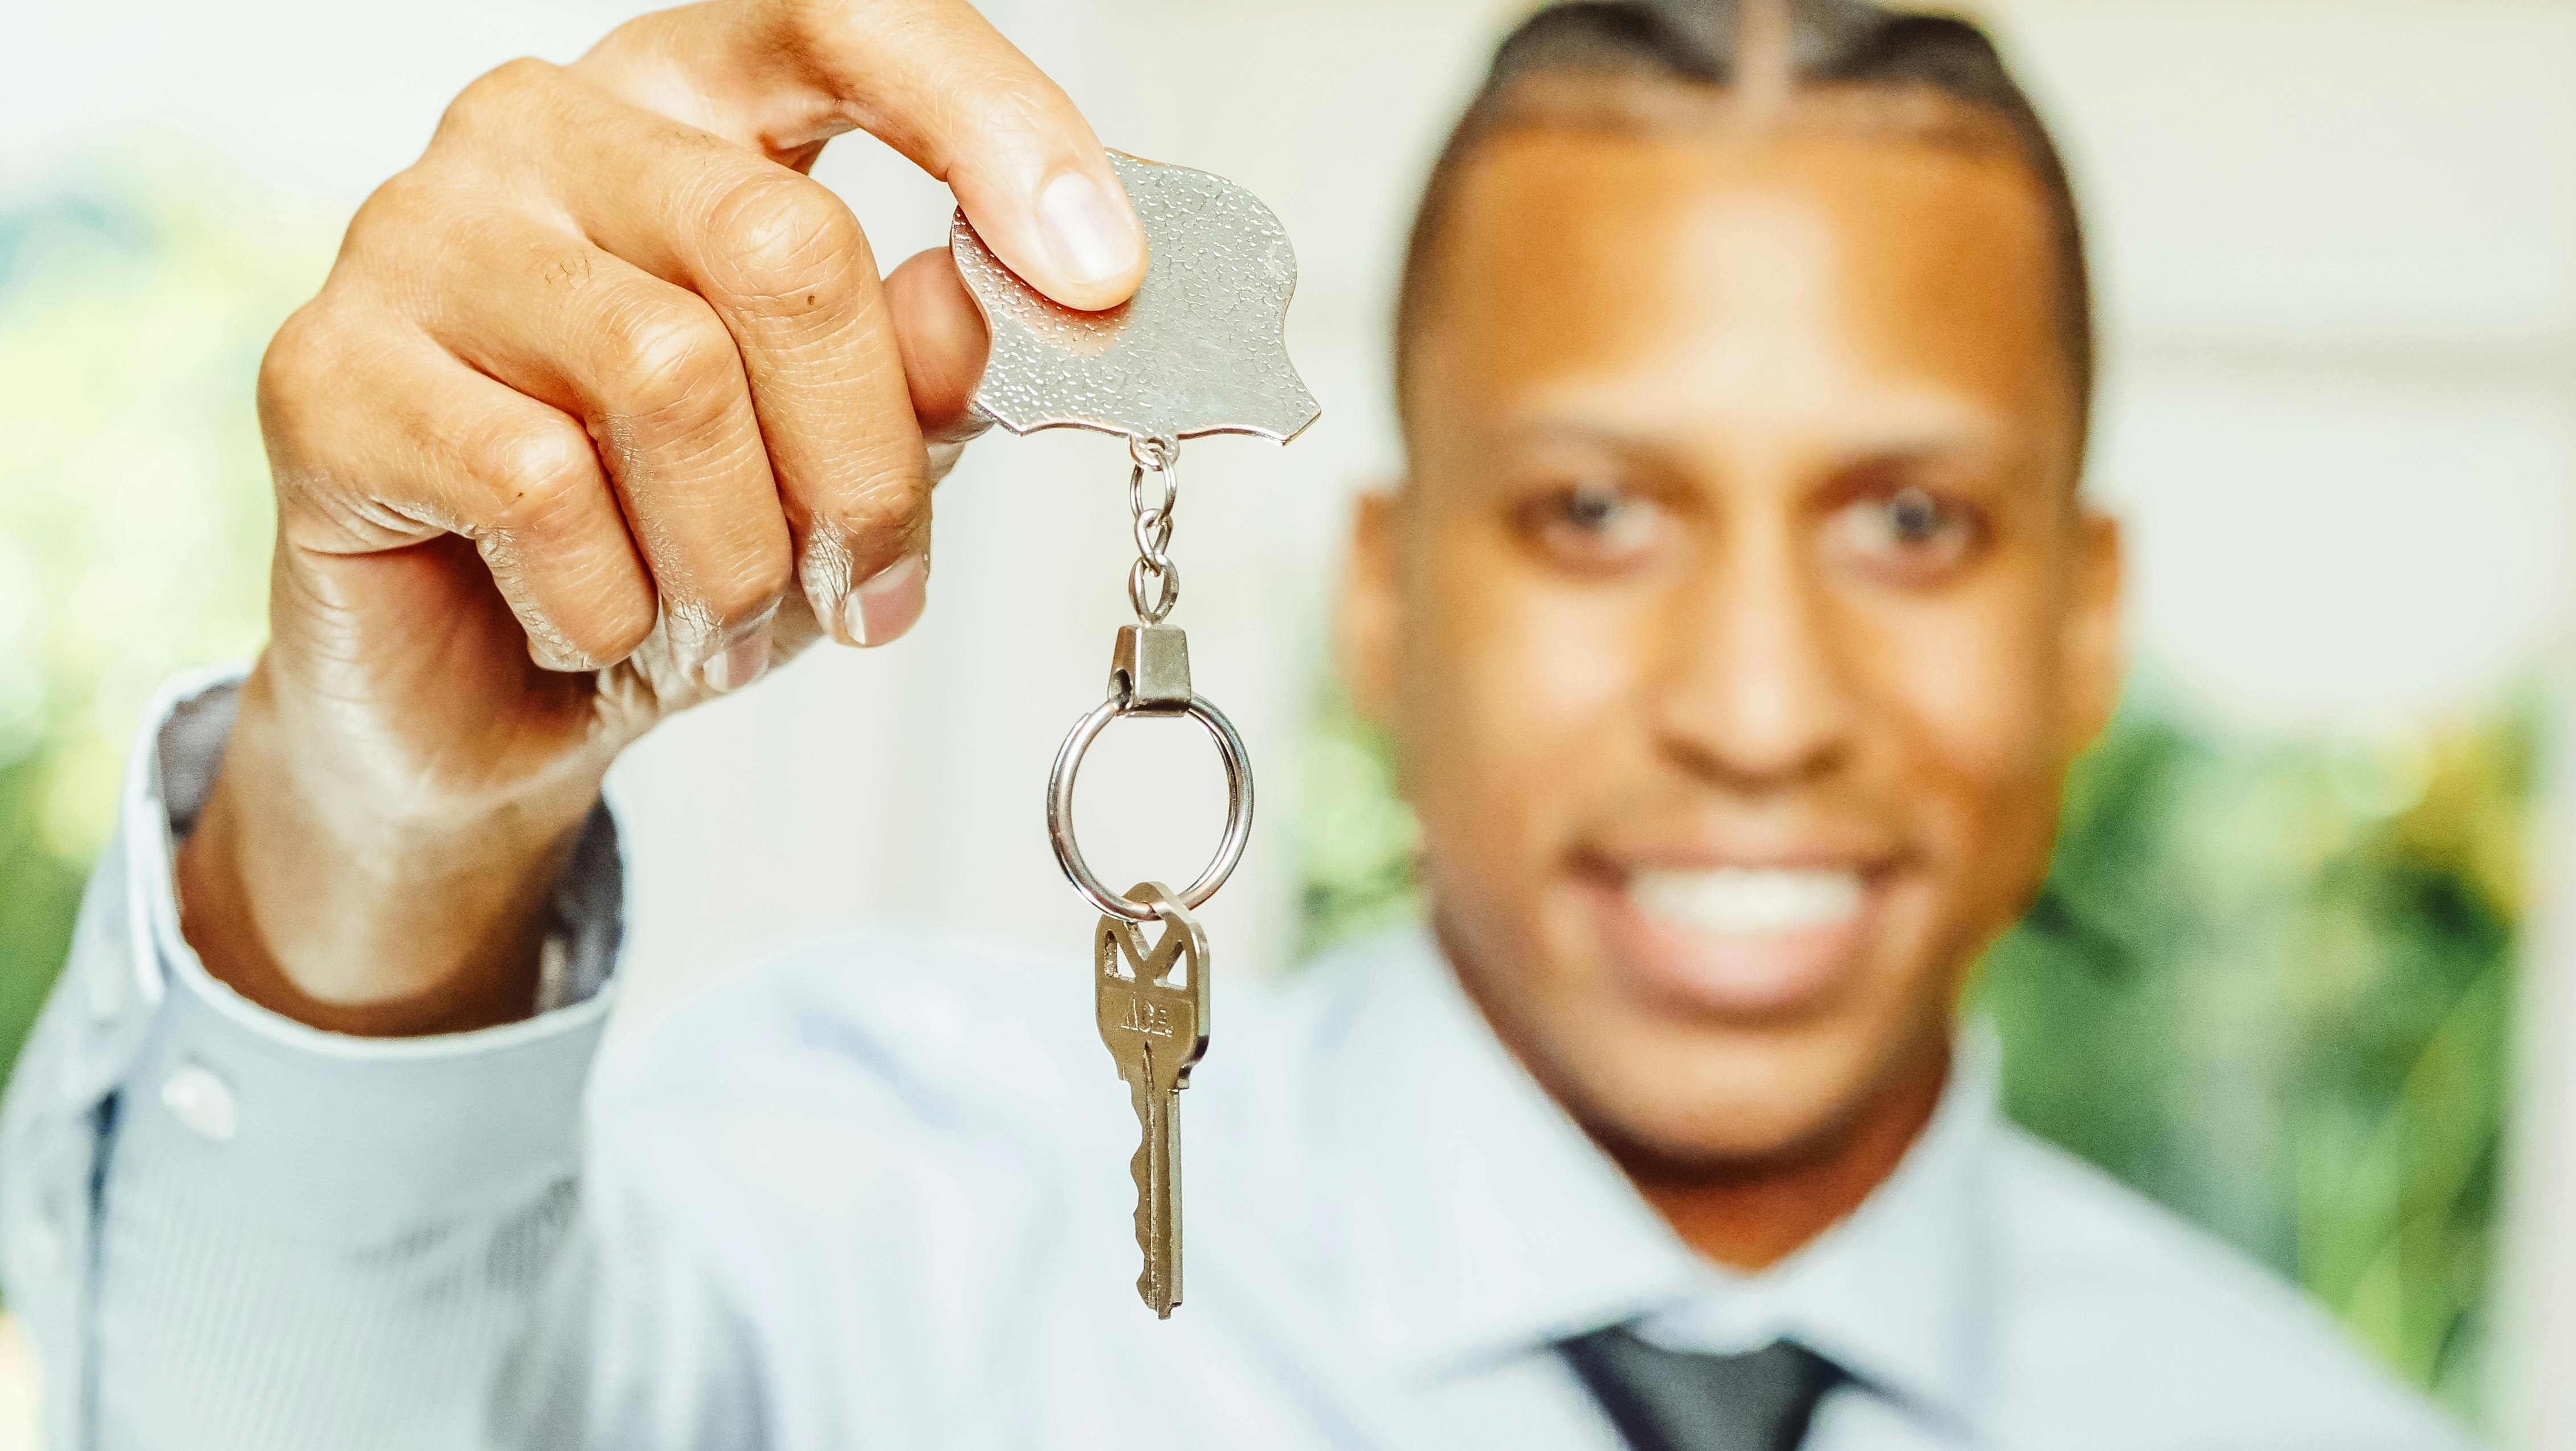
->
[1047, 684, 1254, 923]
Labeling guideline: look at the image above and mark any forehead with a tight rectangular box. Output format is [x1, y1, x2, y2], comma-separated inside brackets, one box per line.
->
[1410, 120, 2070, 457]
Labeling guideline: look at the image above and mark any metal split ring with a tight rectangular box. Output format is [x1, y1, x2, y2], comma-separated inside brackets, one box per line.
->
[1046, 689, 1254, 922]
[1127, 557, 1181, 623]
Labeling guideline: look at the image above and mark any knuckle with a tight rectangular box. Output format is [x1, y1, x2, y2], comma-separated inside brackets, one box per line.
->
[772, 0, 857, 58]
[553, 580, 659, 666]
[256, 303, 333, 416]
[474, 424, 600, 534]
[255, 301, 358, 461]
[468, 425, 654, 668]
[810, 455, 932, 578]
[490, 551, 655, 671]
[435, 58, 558, 149]
[602, 300, 737, 422]
[532, 244, 595, 297]
[699, 541, 795, 625]
[342, 168, 450, 264]
[836, 457, 932, 537]
[705, 169, 871, 308]
[578, 596, 660, 665]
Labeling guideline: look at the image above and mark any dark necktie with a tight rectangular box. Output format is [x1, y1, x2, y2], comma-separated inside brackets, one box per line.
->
[1558, 1326, 1846, 1451]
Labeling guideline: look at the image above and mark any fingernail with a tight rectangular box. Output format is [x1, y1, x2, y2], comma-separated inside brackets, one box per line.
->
[701, 630, 770, 693]
[1036, 170, 1144, 294]
[924, 439, 971, 488]
[843, 555, 928, 647]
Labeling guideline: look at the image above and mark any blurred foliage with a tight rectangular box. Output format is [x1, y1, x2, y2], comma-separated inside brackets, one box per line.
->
[0, 182, 316, 1074]
[1296, 683, 2532, 1427]
[1986, 693, 2528, 1423]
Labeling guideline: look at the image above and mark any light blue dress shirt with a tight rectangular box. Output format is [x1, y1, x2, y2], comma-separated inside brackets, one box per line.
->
[0, 670, 2472, 1450]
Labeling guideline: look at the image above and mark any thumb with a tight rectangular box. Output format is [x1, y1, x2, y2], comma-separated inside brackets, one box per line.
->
[576, 0, 1149, 311]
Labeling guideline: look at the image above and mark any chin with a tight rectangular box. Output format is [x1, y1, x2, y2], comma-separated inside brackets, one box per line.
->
[1458, 866, 1950, 1171]
[1552, 1007, 1890, 1168]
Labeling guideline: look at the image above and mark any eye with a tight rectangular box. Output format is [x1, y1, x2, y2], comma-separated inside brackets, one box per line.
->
[1888, 488, 1947, 545]
[1826, 484, 1987, 584]
[1514, 480, 1669, 573]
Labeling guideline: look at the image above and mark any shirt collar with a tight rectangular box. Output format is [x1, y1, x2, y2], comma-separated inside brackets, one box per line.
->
[1316, 927, 1995, 1434]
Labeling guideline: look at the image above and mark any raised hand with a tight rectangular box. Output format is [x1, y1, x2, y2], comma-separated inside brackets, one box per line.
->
[178, 0, 1146, 1035]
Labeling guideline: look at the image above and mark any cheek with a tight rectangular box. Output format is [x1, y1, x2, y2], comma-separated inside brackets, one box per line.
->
[1846, 566, 2069, 889]
[1398, 528, 1648, 853]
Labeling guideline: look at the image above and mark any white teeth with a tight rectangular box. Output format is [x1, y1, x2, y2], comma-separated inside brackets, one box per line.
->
[1629, 868, 1864, 938]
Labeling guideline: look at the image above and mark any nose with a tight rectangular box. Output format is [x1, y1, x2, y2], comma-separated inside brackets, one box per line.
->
[1651, 510, 1857, 791]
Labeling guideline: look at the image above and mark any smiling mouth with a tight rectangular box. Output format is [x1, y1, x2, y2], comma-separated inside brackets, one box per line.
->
[1629, 866, 1864, 937]
[1591, 863, 1888, 1021]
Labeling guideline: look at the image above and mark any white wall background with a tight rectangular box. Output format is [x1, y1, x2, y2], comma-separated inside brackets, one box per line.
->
[6, 0, 2573, 1441]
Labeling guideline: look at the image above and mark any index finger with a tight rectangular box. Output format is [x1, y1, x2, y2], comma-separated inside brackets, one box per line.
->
[572, 0, 1147, 312]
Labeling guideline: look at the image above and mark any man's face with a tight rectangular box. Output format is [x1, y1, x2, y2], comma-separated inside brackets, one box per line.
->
[1345, 113, 2121, 1167]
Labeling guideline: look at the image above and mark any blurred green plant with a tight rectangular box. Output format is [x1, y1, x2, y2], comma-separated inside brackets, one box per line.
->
[1987, 692, 2528, 1423]
[0, 179, 319, 1073]
[1296, 682, 2530, 1426]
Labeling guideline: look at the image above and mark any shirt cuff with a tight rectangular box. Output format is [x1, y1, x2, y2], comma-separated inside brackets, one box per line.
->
[111, 664, 627, 1235]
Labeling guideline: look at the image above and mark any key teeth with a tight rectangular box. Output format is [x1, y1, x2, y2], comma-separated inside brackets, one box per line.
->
[1131, 1129, 1177, 1315]
[1131, 1136, 1156, 1307]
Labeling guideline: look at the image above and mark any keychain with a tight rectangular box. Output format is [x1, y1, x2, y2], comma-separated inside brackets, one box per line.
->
[952, 152, 1317, 1317]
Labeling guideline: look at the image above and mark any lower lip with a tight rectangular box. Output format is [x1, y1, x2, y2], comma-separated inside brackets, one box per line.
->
[1583, 872, 1885, 1022]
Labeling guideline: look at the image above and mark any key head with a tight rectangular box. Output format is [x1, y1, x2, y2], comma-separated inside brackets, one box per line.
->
[1095, 900, 1210, 1094]
[953, 153, 1320, 447]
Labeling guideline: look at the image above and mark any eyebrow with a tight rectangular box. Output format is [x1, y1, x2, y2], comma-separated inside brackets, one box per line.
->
[1454, 413, 2050, 512]
[1492, 411, 2009, 465]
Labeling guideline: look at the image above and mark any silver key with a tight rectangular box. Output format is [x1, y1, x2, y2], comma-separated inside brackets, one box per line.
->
[1095, 881, 1210, 1317]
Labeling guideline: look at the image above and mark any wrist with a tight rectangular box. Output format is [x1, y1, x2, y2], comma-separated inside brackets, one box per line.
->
[175, 665, 604, 1036]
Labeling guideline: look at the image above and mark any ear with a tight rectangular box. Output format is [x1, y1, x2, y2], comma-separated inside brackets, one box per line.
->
[2061, 505, 2125, 751]
[1335, 487, 1406, 728]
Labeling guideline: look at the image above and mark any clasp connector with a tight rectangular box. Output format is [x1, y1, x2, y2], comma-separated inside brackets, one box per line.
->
[1112, 624, 1192, 714]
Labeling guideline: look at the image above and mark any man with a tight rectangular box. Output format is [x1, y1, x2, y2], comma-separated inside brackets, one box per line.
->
[0, 0, 2471, 1446]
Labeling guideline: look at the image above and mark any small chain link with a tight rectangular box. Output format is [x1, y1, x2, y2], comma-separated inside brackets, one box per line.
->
[1125, 434, 1182, 623]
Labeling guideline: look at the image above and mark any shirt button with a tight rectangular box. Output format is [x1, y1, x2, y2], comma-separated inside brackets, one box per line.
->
[160, 1064, 237, 1142]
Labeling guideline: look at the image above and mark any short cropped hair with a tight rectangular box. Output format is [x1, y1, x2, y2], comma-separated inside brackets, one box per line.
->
[1395, 0, 2095, 455]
